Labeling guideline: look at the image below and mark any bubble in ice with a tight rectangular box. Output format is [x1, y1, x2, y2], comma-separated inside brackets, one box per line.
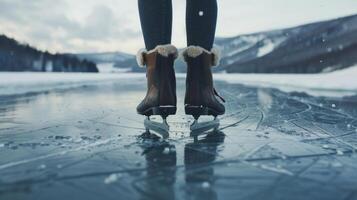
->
[336, 149, 344, 155]
[251, 163, 258, 167]
[347, 124, 351, 129]
[331, 104, 336, 108]
[163, 147, 170, 154]
[0, 143, 4, 148]
[74, 138, 83, 143]
[201, 182, 211, 189]
[331, 162, 343, 168]
[322, 144, 329, 149]
[38, 164, 46, 170]
[199, 11, 204, 16]
[104, 173, 121, 184]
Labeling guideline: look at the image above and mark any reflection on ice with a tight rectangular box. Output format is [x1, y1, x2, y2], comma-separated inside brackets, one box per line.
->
[185, 131, 225, 200]
[0, 78, 357, 200]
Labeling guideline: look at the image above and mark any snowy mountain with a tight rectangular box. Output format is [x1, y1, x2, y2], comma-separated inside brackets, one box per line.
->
[70, 14, 357, 74]
[216, 14, 357, 73]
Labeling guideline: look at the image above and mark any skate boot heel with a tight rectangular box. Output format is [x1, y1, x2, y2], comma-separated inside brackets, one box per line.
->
[185, 105, 221, 119]
[185, 105, 209, 118]
[152, 106, 177, 117]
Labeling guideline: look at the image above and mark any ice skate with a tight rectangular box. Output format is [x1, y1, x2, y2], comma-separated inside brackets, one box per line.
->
[189, 116, 220, 137]
[182, 46, 225, 135]
[144, 116, 170, 138]
[136, 44, 178, 138]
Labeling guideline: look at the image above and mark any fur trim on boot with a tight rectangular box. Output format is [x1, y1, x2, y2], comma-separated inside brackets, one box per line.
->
[136, 44, 178, 68]
[181, 46, 221, 66]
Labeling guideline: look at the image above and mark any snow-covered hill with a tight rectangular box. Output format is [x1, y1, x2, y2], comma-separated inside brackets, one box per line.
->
[215, 31, 287, 66]
[215, 14, 357, 73]
[69, 14, 357, 74]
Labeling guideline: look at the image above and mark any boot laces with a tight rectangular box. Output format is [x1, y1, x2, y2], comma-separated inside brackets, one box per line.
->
[214, 88, 226, 103]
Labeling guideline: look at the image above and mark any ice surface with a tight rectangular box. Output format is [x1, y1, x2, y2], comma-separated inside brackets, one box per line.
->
[0, 74, 357, 200]
[0, 69, 357, 200]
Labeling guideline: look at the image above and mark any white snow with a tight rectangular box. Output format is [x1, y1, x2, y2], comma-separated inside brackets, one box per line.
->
[97, 62, 131, 73]
[213, 65, 357, 97]
[0, 65, 356, 97]
[0, 72, 145, 96]
[257, 40, 275, 57]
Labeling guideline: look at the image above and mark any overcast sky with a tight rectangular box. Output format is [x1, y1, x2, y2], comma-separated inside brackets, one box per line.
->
[1, 0, 357, 54]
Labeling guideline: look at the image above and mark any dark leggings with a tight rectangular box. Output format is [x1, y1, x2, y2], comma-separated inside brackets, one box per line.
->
[138, 0, 217, 51]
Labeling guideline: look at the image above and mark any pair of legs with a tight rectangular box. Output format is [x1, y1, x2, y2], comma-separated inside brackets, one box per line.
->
[137, 0, 224, 125]
[138, 0, 218, 51]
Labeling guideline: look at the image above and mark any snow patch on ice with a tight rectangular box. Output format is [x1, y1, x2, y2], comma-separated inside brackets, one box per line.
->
[212, 65, 357, 97]
[1, 65, 356, 98]
[0, 72, 145, 96]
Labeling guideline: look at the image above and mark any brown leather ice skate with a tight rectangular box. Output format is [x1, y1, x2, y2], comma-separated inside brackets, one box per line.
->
[136, 44, 178, 119]
[182, 46, 225, 120]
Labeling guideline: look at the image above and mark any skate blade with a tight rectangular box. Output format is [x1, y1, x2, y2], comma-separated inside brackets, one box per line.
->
[144, 118, 169, 138]
[185, 105, 223, 118]
[190, 118, 220, 137]
[140, 106, 177, 117]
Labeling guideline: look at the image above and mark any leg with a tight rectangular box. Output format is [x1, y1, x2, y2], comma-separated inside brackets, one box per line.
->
[138, 0, 173, 50]
[183, 0, 225, 124]
[137, 0, 178, 137]
[186, 0, 218, 50]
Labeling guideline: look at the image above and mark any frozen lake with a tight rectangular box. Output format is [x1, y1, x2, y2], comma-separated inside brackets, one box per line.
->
[0, 75, 357, 200]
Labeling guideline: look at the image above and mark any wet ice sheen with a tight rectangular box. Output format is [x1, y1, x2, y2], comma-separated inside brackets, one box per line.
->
[0, 78, 356, 200]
